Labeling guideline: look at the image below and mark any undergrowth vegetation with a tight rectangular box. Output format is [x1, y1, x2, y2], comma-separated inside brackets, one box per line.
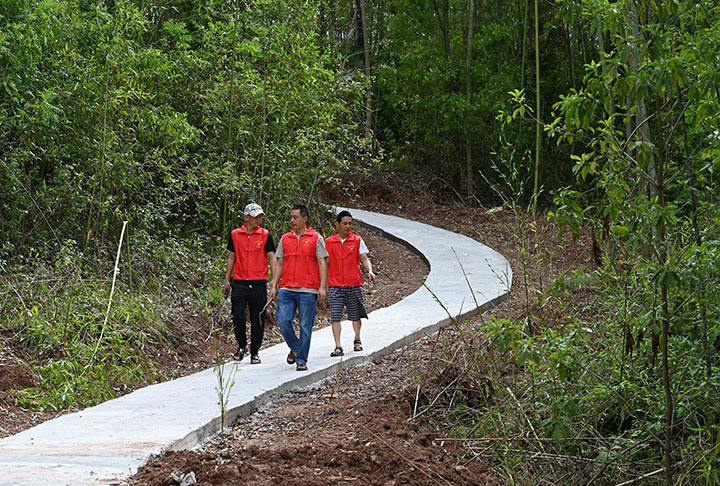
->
[414, 177, 720, 484]
[0, 235, 225, 411]
[3, 0, 720, 483]
[414, 219, 719, 483]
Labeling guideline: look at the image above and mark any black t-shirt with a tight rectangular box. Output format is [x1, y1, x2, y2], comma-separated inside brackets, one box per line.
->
[227, 230, 276, 254]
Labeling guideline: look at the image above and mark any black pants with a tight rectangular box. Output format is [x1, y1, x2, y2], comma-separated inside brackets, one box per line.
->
[230, 280, 267, 355]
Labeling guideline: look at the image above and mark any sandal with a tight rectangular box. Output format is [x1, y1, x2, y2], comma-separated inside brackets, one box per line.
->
[330, 346, 344, 357]
[251, 354, 261, 364]
[353, 340, 363, 352]
[286, 350, 297, 364]
[233, 347, 245, 361]
[296, 362, 308, 371]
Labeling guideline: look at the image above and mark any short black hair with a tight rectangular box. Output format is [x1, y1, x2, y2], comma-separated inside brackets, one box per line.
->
[336, 210, 353, 223]
[292, 204, 309, 219]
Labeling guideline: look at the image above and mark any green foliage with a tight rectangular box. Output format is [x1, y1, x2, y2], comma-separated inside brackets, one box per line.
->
[502, 0, 720, 481]
[3, 264, 164, 410]
[369, 0, 540, 199]
[0, 0, 376, 262]
[0, 0, 379, 410]
[422, 0, 720, 474]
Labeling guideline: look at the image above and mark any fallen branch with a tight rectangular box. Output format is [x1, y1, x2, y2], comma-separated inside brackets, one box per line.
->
[612, 467, 664, 486]
[93, 221, 128, 358]
[438, 436, 608, 442]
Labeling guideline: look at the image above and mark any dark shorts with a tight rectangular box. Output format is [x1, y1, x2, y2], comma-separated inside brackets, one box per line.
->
[328, 286, 368, 322]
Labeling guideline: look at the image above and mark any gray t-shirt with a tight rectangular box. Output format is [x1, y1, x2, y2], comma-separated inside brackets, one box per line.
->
[276, 230, 328, 294]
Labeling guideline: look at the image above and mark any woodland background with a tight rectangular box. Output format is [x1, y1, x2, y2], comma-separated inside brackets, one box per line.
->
[1, 0, 719, 483]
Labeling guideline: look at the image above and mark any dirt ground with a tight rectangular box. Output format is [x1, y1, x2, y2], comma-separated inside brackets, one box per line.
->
[130, 338, 501, 486]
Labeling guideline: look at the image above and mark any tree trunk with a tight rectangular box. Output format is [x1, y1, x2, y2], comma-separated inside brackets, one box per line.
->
[566, 24, 576, 90]
[628, 0, 654, 189]
[359, 0, 372, 135]
[655, 96, 673, 486]
[597, 27, 615, 120]
[432, 0, 451, 59]
[355, 0, 364, 54]
[465, 0, 475, 198]
[532, 0, 541, 215]
[521, 0, 529, 89]
[681, 91, 712, 415]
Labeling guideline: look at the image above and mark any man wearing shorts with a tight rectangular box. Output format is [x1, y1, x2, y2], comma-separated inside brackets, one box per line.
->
[223, 203, 277, 364]
[270, 204, 328, 371]
[325, 210, 375, 357]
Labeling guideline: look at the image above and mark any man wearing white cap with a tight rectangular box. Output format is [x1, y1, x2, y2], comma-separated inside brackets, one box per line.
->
[223, 203, 277, 363]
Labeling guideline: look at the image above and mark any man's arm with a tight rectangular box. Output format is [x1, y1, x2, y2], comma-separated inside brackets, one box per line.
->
[360, 253, 375, 281]
[270, 257, 283, 300]
[317, 256, 328, 304]
[267, 251, 278, 299]
[223, 252, 235, 294]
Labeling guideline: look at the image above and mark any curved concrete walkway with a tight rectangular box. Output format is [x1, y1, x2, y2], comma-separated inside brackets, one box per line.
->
[0, 208, 512, 486]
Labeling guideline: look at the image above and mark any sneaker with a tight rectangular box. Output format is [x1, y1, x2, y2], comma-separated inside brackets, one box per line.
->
[250, 354, 261, 364]
[233, 347, 245, 361]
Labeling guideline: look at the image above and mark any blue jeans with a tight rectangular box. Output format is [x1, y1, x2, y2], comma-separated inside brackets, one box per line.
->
[276, 289, 318, 365]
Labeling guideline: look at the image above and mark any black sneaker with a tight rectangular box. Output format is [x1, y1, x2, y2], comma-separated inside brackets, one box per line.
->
[233, 347, 245, 361]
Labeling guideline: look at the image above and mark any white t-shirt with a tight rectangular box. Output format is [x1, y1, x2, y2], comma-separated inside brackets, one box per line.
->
[339, 236, 368, 254]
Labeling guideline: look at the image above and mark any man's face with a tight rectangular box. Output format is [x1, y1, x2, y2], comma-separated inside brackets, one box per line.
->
[336, 216, 353, 238]
[289, 209, 307, 232]
[245, 214, 262, 229]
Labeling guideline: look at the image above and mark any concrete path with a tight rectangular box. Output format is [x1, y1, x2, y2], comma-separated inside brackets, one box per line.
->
[0, 208, 512, 486]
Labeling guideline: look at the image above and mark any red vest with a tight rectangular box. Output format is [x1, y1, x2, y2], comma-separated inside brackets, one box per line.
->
[326, 232, 362, 287]
[280, 227, 320, 289]
[231, 226, 270, 280]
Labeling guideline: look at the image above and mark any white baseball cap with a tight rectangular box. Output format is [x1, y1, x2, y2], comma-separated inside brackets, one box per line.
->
[243, 203, 264, 217]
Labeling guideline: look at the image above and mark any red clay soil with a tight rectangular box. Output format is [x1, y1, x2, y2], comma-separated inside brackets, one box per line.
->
[129, 170, 592, 486]
[130, 335, 501, 486]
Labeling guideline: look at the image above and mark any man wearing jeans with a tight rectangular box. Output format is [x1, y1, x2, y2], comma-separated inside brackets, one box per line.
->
[270, 204, 328, 371]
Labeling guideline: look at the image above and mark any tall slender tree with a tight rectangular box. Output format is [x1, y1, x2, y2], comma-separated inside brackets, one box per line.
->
[465, 0, 475, 198]
[359, 0, 372, 135]
[532, 0, 541, 215]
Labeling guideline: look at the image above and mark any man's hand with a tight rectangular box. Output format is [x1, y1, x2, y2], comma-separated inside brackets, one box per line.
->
[269, 284, 277, 301]
[223, 281, 231, 295]
[318, 287, 327, 306]
[360, 254, 375, 282]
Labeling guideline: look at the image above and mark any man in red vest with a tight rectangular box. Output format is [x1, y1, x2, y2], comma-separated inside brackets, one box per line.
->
[270, 204, 328, 371]
[223, 203, 277, 364]
[326, 210, 375, 357]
